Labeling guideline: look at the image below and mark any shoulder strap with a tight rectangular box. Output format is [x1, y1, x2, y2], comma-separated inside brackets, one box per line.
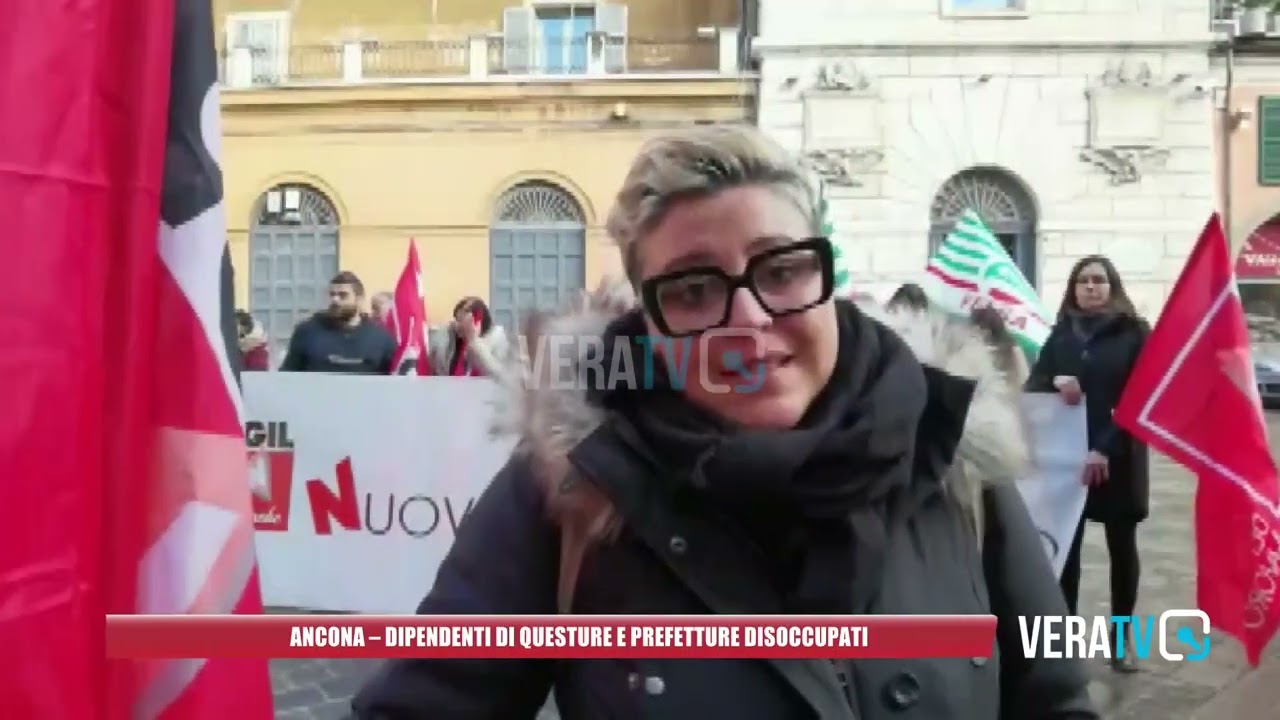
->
[557, 522, 589, 614]
[549, 469, 621, 614]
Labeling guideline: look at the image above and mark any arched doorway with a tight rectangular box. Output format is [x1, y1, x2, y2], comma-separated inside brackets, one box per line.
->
[248, 183, 340, 359]
[929, 168, 1039, 286]
[488, 181, 586, 331]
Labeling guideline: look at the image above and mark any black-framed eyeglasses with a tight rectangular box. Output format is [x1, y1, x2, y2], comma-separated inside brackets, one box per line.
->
[639, 237, 835, 337]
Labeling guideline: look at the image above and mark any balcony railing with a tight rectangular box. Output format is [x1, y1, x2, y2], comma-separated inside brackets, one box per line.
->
[221, 29, 741, 89]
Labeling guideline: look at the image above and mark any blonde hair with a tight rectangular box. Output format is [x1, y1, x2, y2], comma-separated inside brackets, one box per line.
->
[604, 125, 821, 285]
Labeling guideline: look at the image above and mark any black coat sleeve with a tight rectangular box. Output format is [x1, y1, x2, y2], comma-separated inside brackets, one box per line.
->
[983, 485, 1099, 720]
[351, 458, 559, 719]
[1024, 324, 1063, 393]
[279, 324, 308, 372]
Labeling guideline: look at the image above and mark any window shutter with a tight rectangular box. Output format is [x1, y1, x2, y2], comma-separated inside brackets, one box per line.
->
[1260, 97, 1280, 186]
[502, 7, 535, 74]
[596, 3, 627, 73]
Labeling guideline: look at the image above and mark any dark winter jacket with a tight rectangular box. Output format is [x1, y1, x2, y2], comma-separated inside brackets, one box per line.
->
[352, 293, 1098, 720]
[279, 313, 396, 374]
[1026, 312, 1150, 523]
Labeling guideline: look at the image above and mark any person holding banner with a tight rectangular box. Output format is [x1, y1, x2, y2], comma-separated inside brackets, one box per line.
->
[354, 126, 1096, 720]
[1025, 255, 1150, 673]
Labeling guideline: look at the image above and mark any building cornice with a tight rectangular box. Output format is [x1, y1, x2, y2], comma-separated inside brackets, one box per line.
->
[752, 35, 1219, 55]
[221, 74, 757, 111]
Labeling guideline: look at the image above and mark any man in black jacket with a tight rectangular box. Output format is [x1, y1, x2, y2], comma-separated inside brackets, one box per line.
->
[280, 271, 397, 374]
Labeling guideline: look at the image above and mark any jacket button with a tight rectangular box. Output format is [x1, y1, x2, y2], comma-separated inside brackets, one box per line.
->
[668, 536, 688, 554]
[626, 672, 640, 690]
[644, 675, 666, 695]
[882, 672, 921, 710]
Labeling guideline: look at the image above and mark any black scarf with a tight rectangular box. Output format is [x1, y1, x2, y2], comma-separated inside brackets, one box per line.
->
[599, 301, 929, 613]
[1067, 308, 1120, 345]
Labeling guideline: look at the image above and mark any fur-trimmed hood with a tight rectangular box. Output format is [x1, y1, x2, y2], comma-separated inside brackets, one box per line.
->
[492, 277, 1030, 535]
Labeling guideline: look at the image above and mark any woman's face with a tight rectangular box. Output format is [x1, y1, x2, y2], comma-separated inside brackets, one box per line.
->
[1073, 261, 1112, 311]
[454, 303, 480, 333]
[636, 185, 838, 429]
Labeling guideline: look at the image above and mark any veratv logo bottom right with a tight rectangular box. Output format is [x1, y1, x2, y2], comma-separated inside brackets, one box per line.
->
[1018, 610, 1212, 662]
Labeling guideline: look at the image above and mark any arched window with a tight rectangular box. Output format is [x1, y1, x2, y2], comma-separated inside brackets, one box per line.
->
[929, 167, 1039, 286]
[248, 183, 341, 359]
[488, 181, 586, 331]
[492, 181, 586, 224]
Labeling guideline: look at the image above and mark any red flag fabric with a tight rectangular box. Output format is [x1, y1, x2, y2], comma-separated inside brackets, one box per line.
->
[0, 0, 159, 713]
[1115, 214, 1280, 666]
[110, 0, 276, 716]
[387, 240, 432, 375]
[1, 0, 273, 716]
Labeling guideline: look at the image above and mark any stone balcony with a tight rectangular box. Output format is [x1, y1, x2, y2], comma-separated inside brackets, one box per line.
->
[220, 29, 744, 89]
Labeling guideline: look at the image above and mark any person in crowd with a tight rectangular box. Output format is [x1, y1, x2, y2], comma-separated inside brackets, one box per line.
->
[886, 281, 930, 312]
[371, 291, 394, 325]
[353, 126, 1096, 719]
[428, 296, 509, 379]
[279, 271, 397, 374]
[235, 309, 270, 371]
[971, 305, 1030, 385]
[1026, 254, 1149, 673]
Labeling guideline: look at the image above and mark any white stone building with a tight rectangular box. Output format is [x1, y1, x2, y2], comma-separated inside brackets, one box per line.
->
[754, 0, 1220, 316]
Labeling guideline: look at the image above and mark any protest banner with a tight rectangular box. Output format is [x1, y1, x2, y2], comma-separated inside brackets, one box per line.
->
[244, 373, 514, 613]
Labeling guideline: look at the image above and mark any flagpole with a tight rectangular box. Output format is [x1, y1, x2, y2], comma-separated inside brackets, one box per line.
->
[1223, 27, 1236, 252]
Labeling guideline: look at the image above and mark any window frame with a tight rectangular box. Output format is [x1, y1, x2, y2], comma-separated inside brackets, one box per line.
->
[530, 2, 597, 74]
[224, 10, 291, 83]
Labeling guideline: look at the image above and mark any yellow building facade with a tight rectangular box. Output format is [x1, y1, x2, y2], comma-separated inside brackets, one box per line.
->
[215, 0, 753, 351]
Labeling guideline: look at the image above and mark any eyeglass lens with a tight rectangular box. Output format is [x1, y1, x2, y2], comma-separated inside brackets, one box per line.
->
[652, 244, 828, 335]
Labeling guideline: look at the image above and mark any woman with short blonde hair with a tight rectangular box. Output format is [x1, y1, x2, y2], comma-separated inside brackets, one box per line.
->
[355, 125, 1097, 719]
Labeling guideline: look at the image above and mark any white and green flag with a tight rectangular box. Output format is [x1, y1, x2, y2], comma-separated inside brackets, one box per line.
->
[921, 210, 1052, 356]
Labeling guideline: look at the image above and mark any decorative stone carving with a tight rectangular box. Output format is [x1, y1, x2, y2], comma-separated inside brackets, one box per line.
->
[812, 60, 874, 93]
[781, 59, 878, 95]
[803, 148, 885, 187]
[1079, 59, 1173, 185]
[1078, 147, 1171, 185]
[1099, 59, 1157, 89]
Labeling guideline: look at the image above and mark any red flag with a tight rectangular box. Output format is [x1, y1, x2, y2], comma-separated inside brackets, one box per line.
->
[0, 0, 143, 713]
[1115, 214, 1280, 665]
[108, 0, 277, 716]
[387, 240, 432, 375]
[2, 0, 272, 716]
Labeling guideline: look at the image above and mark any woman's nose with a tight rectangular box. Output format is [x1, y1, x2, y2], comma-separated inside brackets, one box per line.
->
[724, 287, 771, 328]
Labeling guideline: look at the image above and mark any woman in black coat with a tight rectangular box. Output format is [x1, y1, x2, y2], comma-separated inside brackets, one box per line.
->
[354, 126, 1097, 719]
[1026, 254, 1150, 672]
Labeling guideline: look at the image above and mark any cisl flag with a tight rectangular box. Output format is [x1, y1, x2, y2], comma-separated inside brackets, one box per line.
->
[0, 0, 272, 716]
[922, 210, 1052, 357]
[386, 239, 431, 375]
[1115, 214, 1280, 666]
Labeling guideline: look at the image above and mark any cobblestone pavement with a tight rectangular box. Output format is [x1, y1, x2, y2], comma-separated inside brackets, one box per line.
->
[270, 417, 1280, 719]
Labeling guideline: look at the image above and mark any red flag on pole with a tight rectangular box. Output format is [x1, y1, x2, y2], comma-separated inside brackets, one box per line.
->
[1115, 214, 1280, 665]
[110, 0, 276, 716]
[387, 239, 432, 375]
[1, 0, 273, 716]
